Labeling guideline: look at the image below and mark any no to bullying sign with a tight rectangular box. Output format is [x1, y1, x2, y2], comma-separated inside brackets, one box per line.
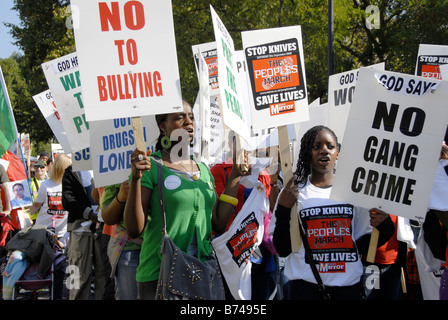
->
[71, 0, 183, 121]
[330, 68, 448, 222]
[241, 26, 309, 130]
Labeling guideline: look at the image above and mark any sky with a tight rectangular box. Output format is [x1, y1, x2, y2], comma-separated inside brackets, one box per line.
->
[0, 0, 22, 59]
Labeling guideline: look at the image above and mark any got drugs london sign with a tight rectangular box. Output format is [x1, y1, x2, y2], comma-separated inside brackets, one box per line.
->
[71, 0, 182, 121]
[331, 68, 448, 222]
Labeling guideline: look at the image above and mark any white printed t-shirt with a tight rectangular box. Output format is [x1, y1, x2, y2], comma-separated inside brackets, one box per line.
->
[284, 178, 372, 287]
[34, 179, 68, 239]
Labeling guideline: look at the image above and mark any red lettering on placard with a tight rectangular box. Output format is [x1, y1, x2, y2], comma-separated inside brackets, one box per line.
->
[97, 71, 163, 102]
[124, 1, 145, 30]
[99, 1, 145, 32]
[99, 2, 121, 31]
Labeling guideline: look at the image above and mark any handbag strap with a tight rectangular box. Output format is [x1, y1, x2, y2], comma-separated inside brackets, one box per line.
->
[299, 225, 331, 300]
[152, 155, 167, 235]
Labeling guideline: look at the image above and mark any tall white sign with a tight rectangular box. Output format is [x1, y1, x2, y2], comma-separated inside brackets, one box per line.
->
[331, 68, 448, 222]
[71, 0, 183, 121]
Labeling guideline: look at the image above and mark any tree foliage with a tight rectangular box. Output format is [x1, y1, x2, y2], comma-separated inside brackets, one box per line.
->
[2, 0, 448, 147]
[3, 0, 74, 147]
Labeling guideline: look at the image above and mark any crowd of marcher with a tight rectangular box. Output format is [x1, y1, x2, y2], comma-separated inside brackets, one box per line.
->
[0, 100, 447, 301]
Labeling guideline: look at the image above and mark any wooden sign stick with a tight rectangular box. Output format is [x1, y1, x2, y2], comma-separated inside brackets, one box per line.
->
[278, 125, 301, 252]
[131, 116, 146, 152]
[366, 227, 379, 263]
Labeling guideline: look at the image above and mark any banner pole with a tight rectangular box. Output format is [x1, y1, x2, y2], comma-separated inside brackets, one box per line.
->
[366, 227, 379, 263]
[278, 125, 301, 252]
[131, 116, 146, 152]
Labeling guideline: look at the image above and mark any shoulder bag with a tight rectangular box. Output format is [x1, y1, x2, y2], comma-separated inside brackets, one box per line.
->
[153, 156, 225, 300]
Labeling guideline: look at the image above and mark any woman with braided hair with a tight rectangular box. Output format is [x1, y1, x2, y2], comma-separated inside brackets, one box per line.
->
[273, 125, 395, 300]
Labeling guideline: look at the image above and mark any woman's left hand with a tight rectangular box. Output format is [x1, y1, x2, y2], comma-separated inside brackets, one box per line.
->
[369, 208, 389, 228]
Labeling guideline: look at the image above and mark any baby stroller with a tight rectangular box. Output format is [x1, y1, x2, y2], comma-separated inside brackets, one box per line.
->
[1, 224, 66, 300]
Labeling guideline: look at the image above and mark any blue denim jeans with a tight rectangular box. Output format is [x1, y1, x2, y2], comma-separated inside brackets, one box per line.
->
[115, 249, 140, 300]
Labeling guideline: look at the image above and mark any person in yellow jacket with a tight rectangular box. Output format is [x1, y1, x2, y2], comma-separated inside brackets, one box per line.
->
[30, 160, 48, 220]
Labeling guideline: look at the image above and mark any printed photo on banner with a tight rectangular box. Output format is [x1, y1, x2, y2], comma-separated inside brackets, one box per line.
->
[415, 44, 448, 79]
[6, 180, 33, 209]
[242, 26, 309, 130]
[330, 68, 448, 222]
[71, 0, 183, 121]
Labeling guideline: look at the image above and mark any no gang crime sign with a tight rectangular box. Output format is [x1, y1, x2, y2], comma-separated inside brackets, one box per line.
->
[71, 0, 182, 121]
[330, 68, 448, 222]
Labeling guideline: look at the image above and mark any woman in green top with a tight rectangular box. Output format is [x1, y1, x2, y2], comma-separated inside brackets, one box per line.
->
[124, 100, 250, 300]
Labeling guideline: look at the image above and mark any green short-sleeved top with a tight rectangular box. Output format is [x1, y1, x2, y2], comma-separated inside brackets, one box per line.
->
[102, 183, 141, 251]
[136, 150, 217, 282]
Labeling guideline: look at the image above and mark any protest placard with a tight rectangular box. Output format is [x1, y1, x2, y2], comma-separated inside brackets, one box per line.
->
[241, 26, 309, 130]
[331, 68, 448, 222]
[236, 50, 296, 151]
[327, 63, 384, 141]
[71, 147, 92, 172]
[415, 44, 448, 79]
[241, 26, 309, 252]
[71, 0, 183, 122]
[42, 52, 90, 152]
[192, 42, 220, 97]
[196, 51, 211, 164]
[89, 116, 158, 187]
[210, 5, 250, 142]
[32, 89, 72, 154]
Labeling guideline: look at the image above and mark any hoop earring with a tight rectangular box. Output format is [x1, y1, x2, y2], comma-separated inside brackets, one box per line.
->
[161, 134, 172, 149]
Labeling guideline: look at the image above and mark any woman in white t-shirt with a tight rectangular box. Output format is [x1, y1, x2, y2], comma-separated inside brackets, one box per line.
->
[273, 125, 395, 300]
[29, 154, 72, 247]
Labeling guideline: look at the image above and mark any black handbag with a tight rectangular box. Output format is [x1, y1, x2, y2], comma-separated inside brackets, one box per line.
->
[153, 156, 225, 300]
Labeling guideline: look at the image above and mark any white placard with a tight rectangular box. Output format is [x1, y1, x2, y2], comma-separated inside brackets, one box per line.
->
[327, 63, 385, 141]
[415, 44, 448, 79]
[89, 116, 158, 187]
[42, 52, 90, 152]
[236, 50, 296, 150]
[192, 42, 220, 96]
[331, 68, 448, 222]
[241, 26, 309, 130]
[210, 5, 250, 141]
[71, 147, 92, 172]
[32, 89, 72, 153]
[71, 0, 183, 121]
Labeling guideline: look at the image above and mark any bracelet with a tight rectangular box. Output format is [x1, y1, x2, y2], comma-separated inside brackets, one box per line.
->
[115, 195, 125, 205]
[219, 194, 238, 207]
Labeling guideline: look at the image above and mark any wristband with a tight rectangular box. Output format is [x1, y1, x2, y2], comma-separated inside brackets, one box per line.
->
[115, 195, 126, 205]
[219, 194, 238, 207]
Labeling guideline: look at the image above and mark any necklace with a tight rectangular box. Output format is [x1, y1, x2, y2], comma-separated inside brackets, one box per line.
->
[163, 149, 199, 181]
